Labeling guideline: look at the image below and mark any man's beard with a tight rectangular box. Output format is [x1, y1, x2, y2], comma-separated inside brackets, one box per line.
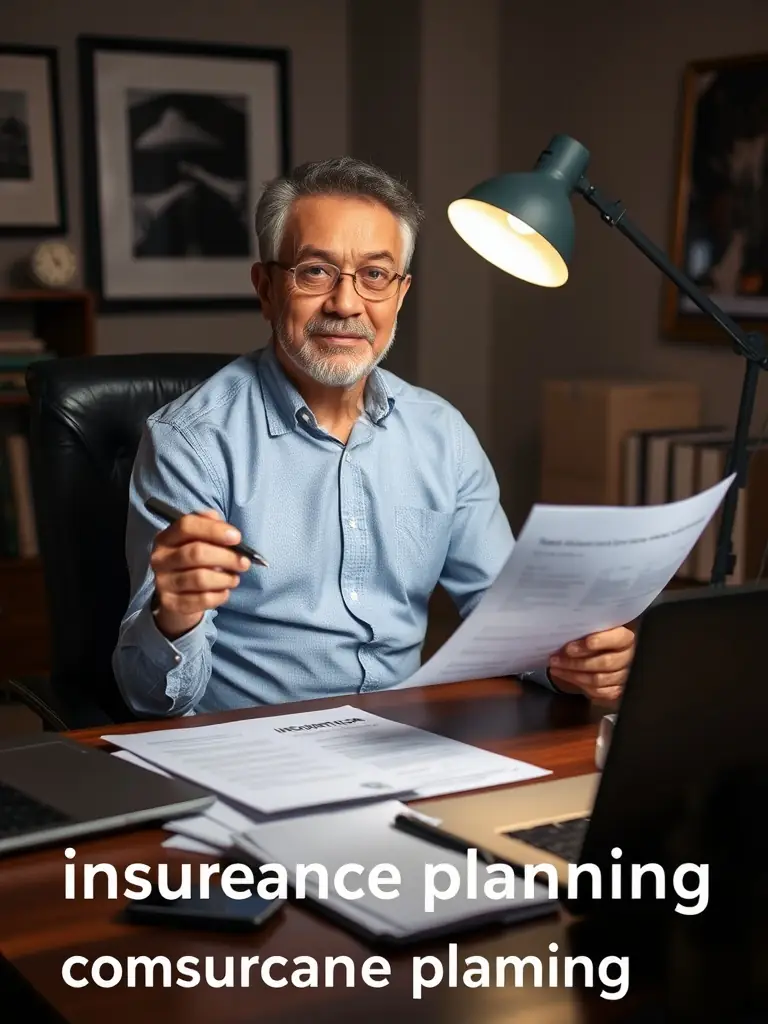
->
[274, 313, 397, 387]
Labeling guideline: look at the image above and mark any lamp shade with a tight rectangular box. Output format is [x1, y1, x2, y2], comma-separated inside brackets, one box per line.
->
[447, 134, 591, 287]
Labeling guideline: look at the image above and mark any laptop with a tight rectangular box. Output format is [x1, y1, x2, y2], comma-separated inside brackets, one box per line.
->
[0, 733, 214, 856]
[409, 582, 768, 915]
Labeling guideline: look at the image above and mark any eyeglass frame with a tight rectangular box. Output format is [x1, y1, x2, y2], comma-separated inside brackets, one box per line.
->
[265, 260, 409, 301]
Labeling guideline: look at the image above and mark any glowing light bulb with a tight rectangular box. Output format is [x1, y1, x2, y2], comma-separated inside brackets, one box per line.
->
[506, 213, 535, 235]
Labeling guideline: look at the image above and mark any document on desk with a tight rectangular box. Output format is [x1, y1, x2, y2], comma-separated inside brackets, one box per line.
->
[397, 475, 734, 688]
[103, 705, 548, 815]
[104, 708, 402, 814]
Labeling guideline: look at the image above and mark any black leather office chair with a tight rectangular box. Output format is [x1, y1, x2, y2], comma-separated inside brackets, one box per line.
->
[7, 352, 235, 730]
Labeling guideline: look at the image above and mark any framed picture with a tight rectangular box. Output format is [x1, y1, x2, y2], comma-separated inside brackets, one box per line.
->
[0, 45, 66, 236]
[78, 35, 291, 312]
[663, 53, 768, 342]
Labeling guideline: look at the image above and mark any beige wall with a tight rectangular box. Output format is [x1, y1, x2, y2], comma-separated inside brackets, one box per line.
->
[1, 0, 348, 355]
[495, 0, 768, 529]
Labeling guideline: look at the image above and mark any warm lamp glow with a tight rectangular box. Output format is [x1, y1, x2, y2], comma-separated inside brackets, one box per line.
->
[506, 213, 535, 235]
[448, 197, 568, 287]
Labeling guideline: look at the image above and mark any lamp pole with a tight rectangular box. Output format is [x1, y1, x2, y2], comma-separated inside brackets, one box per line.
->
[574, 178, 768, 586]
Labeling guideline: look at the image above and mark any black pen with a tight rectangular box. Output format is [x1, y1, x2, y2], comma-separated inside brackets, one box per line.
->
[144, 497, 269, 568]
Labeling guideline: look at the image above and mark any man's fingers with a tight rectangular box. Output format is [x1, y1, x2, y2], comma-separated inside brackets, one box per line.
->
[549, 649, 632, 674]
[550, 668, 626, 692]
[159, 589, 233, 614]
[550, 671, 625, 704]
[161, 568, 241, 595]
[152, 541, 250, 574]
[561, 625, 635, 658]
[548, 624, 635, 704]
[161, 511, 241, 549]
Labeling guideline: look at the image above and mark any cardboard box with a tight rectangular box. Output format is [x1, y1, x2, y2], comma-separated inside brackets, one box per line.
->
[540, 379, 701, 505]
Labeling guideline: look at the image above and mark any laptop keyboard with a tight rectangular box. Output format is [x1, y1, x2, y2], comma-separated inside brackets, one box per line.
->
[504, 817, 590, 861]
[0, 781, 71, 839]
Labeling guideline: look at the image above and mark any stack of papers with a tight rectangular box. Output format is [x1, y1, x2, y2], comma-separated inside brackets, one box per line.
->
[233, 800, 554, 942]
[108, 707, 549, 864]
[111, 751, 556, 942]
[104, 706, 549, 816]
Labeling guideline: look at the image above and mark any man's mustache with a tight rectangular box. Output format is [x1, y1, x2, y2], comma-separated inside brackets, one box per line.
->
[305, 318, 375, 343]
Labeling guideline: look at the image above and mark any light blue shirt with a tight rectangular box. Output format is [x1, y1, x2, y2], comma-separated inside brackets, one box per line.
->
[113, 344, 552, 716]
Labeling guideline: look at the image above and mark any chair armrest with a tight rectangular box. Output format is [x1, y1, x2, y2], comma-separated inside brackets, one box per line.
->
[5, 675, 71, 731]
[5, 676, 124, 731]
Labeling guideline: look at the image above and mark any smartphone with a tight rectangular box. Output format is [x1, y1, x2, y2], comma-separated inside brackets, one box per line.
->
[124, 885, 286, 932]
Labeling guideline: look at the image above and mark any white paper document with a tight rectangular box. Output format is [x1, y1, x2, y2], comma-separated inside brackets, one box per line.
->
[397, 475, 734, 688]
[163, 809, 240, 850]
[162, 834, 221, 856]
[162, 799, 258, 849]
[104, 708, 401, 814]
[104, 705, 547, 815]
[283, 706, 549, 799]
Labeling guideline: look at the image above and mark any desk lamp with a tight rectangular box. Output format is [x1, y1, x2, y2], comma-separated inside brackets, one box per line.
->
[448, 134, 768, 585]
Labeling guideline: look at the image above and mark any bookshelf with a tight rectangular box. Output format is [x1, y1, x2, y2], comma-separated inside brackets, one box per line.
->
[0, 289, 95, 682]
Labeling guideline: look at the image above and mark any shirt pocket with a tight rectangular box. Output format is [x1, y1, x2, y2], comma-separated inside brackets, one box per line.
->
[394, 505, 453, 596]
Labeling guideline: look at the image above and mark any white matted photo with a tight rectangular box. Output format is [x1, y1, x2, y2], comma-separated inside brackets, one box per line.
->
[78, 36, 290, 312]
[0, 46, 66, 236]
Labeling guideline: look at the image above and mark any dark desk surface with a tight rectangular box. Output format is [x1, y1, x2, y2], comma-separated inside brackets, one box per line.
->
[0, 681, 761, 1023]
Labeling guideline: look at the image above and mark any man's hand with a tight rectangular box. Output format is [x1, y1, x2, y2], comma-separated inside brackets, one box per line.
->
[149, 509, 252, 640]
[547, 625, 636, 703]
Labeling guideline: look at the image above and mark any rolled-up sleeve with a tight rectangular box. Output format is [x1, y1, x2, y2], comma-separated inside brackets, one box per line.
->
[438, 411, 557, 691]
[112, 418, 222, 717]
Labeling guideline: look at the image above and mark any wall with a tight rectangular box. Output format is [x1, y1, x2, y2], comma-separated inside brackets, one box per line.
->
[1, 0, 348, 355]
[416, 0, 499, 452]
[349, 0, 501, 452]
[495, 0, 768, 529]
[12, 0, 765, 531]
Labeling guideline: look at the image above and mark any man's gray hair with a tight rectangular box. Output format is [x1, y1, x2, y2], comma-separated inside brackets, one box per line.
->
[255, 156, 424, 271]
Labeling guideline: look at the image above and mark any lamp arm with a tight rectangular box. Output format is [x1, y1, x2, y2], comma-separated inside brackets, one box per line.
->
[575, 177, 768, 586]
[575, 179, 768, 366]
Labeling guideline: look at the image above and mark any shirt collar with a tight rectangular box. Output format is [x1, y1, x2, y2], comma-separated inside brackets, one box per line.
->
[258, 342, 395, 437]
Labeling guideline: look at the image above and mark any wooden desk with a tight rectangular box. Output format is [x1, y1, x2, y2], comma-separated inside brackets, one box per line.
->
[0, 681, 756, 1022]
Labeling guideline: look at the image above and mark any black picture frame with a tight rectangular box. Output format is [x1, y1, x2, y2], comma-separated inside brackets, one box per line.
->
[77, 35, 291, 313]
[0, 45, 67, 237]
[662, 52, 768, 344]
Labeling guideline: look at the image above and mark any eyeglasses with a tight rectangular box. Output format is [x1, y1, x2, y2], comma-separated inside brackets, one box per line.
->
[267, 261, 407, 301]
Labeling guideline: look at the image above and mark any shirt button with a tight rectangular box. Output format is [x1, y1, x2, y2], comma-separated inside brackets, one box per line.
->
[174, 655, 181, 664]
[350, 590, 359, 601]
[348, 518, 357, 528]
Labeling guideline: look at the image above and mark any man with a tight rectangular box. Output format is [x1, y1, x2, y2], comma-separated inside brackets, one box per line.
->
[113, 156, 635, 717]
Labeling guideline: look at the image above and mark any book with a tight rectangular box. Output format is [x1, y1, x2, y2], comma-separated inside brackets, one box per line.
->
[4, 434, 38, 558]
[622, 425, 727, 506]
[0, 335, 46, 354]
[0, 447, 18, 558]
[676, 438, 768, 583]
[0, 351, 52, 369]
